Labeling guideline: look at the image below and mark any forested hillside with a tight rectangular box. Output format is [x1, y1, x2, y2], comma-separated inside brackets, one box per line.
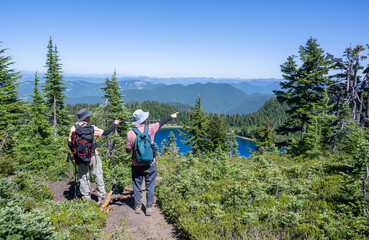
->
[2, 37, 369, 239]
[122, 83, 273, 113]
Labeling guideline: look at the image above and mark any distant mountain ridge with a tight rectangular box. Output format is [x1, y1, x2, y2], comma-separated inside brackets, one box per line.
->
[17, 75, 282, 114]
[18, 72, 282, 85]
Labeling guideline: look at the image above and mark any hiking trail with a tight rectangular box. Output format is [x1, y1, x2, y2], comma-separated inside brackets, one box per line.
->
[45, 179, 179, 240]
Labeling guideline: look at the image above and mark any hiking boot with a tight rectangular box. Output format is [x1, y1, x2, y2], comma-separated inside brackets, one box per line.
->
[82, 195, 91, 201]
[134, 204, 141, 214]
[146, 206, 153, 216]
[97, 195, 105, 206]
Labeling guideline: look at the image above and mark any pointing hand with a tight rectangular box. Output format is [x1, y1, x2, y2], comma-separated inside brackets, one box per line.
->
[171, 112, 179, 119]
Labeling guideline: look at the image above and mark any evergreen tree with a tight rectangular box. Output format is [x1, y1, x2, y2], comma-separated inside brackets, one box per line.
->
[253, 120, 276, 152]
[0, 44, 22, 132]
[0, 43, 22, 172]
[228, 131, 239, 157]
[43, 37, 67, 137]
[160, 139, 168, 155]
[335, 103, 362, 154]
[180, 95, 210, 154]
[96, 71, 131, 163]
[274, 37, 331, 134]
[207, 113, 228, 152]
[29, 73, 52, 140]
[14, 73, 54, 169]
[160, 132, 179, 156]
[167, 131, 179, 156]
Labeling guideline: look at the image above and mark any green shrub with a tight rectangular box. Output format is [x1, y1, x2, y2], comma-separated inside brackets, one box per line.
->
[156, 150, 369, 239]
[0, 203, 67, 240]
[0, 153, 15, 178]
[0, 174, 54, 210]
[44, 199, 108, 239]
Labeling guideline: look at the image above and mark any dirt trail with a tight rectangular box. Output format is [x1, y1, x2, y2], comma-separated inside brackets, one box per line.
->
[45, 180, 179, 240]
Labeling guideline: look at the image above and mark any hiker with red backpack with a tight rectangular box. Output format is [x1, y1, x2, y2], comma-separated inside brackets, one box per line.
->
[125, 109, 178, 216]
[68, 108, 121, 203]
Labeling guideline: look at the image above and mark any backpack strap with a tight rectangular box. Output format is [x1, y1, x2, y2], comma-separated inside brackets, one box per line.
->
[143, 125, 149, 136]
[133, 126, 150, 137]
[133, 127, 141, 136]
[132, 125, 152, 144]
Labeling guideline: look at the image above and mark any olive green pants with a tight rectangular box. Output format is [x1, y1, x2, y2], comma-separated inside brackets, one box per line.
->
[77, 155, 106, 200]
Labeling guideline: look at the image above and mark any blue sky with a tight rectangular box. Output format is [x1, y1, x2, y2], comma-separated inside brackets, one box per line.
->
[1, 0, 368, 79]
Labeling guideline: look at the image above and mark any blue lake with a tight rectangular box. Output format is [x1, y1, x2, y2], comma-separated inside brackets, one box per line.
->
[154, 128, 256, 157]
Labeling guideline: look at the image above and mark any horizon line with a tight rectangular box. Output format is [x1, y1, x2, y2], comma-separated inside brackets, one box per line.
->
[19, 70, 283, 80]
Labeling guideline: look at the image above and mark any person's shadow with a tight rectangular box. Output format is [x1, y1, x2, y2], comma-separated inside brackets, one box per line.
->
[62, 181, 108, 202]
[63, 181, 82, 200]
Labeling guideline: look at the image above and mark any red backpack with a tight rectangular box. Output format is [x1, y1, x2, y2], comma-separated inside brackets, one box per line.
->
[71, 124, 96, 162]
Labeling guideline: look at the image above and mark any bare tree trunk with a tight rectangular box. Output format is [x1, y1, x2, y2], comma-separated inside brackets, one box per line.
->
[357, 92, 364, 124]
[0, 133, 8, 154]
[346, 66, 351, 95]
[302, 116, 307, 133]
[367, 95, 369, 119]
[364, 74, 369, 119]
[353, 60, 362, 124]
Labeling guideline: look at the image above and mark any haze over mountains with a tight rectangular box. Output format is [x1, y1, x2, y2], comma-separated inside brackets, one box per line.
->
[17, 73, 282, 114]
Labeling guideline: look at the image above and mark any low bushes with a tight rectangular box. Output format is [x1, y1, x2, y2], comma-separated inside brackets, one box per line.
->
[0, 173, 109, 240]
[156, 150, 369, 239]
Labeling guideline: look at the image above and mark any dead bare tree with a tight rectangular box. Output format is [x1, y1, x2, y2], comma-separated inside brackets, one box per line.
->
[327, 45, 368, 124]
[0, 133, 8, 154]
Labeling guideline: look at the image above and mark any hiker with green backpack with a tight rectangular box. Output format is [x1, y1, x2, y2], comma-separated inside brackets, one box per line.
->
[68, 108, 121, 203]
[125, 109, 178, 216]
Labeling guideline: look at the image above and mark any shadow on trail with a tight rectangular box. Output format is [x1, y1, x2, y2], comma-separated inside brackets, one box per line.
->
[62, 181, 99, 202]
[63, 181, 77, 200]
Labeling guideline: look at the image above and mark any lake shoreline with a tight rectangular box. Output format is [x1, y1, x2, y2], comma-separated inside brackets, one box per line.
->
[236, 135, 253, 141]
[160, 126, 254, 141]
[160, 124, 183, 129]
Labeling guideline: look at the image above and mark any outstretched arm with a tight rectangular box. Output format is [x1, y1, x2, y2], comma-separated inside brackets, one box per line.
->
[159, 112, 179, 128]
[102, 120, 121, 136]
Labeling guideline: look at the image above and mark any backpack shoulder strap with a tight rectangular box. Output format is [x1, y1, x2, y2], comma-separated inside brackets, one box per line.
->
[144, 125, 152, 143]
[144, 125, 149, 134]
[133, 127, 141, 135]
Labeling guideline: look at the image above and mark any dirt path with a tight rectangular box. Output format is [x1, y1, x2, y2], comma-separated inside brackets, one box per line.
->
[45, 180, 179, 240]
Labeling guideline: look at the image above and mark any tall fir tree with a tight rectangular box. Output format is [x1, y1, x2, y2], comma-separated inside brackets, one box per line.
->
[228, 131, 239, 157]
[43, 37, 67, 137]
[160, 139, 168, 155]
[0, 43, 23, 162]
[291, 89, 336, 157]
[0, 44, 22, 132]
[180, 95, 210, 154]
[29, 73, 52, 139]
[14, 73, 54, 169]
[253, 120, 276, 152]
[167, 131, 179, 156]
[206, 113, 228, 152]
[274, 37, 331, 134]
[96, 70, 131, 163]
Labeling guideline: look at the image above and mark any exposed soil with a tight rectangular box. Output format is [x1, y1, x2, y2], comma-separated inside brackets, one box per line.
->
[44, 179, 180, 240]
